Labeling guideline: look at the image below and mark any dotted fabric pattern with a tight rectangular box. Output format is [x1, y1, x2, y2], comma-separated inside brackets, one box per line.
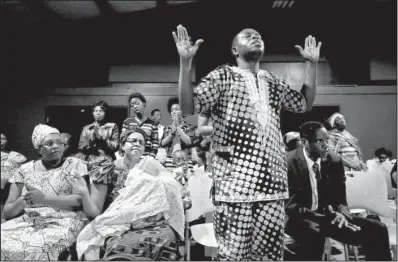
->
[194, 65, 307, 202]
[213, 199, 285, 260]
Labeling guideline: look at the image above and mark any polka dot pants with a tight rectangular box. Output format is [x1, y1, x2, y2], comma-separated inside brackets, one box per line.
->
[213, 200, 285, 261]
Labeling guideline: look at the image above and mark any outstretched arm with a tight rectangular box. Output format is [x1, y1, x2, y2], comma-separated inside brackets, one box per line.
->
[173, 25, 203, 115]
[295, 35, 322, 111]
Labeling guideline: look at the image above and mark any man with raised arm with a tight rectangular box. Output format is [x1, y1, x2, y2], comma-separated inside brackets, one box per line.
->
[173, 25, 321, 260]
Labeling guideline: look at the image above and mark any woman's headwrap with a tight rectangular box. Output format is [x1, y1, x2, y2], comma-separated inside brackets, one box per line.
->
[327, 113, 343, 128]
[32, 124, 60, 150]
[283, 132, 300, 146]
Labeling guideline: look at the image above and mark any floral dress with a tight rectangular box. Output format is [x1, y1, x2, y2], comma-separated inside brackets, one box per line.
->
[0, 157, 89, 261]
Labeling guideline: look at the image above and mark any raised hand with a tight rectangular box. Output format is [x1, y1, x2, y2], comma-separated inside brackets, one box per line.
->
[172, 24, 203, 61]
[295, 35, 322, 63]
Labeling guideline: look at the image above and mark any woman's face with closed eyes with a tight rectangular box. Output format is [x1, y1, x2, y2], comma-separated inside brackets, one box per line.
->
[123, 132, 145, 159]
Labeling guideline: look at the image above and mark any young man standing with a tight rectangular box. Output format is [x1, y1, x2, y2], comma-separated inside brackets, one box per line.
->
[173, 25, 321, 260]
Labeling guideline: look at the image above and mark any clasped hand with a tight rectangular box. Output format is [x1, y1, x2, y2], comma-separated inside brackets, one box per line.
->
[24, 184, 45, 205]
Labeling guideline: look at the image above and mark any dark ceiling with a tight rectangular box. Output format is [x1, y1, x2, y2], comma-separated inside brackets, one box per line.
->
[0, 0, 396, 87]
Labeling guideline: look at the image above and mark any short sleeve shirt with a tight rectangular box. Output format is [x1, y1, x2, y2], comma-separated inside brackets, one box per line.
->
[194, 65, 307, 202]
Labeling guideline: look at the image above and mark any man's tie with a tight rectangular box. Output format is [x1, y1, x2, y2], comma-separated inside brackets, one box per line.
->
[312, 162, 321, 180]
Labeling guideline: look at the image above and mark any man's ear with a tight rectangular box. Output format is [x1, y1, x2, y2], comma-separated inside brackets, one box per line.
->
[231, 47, 238, 57]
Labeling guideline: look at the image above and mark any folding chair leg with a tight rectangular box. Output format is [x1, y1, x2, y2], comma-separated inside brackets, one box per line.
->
[343, 244, 350, 261]
[352, 246, 359, 261]
[184, 222, 190, 261]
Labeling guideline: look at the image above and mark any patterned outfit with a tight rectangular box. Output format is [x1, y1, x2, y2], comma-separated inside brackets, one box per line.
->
[327, 130, 366, 171]
[193, 65, 307, 260]
[0, 157, 89, 260]
[78, 157, 181, 261]
[78, 122, 119, 162]
[122, 117, 159, 158]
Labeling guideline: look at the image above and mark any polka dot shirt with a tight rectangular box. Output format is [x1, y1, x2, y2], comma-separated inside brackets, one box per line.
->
[193, 65, 307, 202]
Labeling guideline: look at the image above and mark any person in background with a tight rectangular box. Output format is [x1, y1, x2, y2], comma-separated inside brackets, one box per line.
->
[151, 108, 168, 164]
[327, 113, 367, 171]
[1, 132, 27, 215]
[283, 131, 302, 152]
[285, 121, 391, 261]
[1, 124, 89, 261]
[366, 147, 394, 173]
[78, 101, 119, 162]
[121, 93, 159, 158]
[161, 97, 195, 172]
[61, 132, 73, 159]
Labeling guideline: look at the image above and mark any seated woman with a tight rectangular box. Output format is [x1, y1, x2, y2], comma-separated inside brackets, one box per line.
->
[75, 127, 185, 261]
[77, 100, 119, 162]
[1, 124, 89, 261]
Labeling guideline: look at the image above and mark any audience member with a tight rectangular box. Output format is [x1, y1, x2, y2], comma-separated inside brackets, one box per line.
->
[327, 113, 367, 171]
[74, 127, 183, 260]
[285, 121, 391, 261]
[367, 147, 394, 173]
[78, 100, 119, 162]
[1, 124, 89, 261]
[60, 132, 73, 158]
[122, 93, 159, 158]
[283, 131, 302, 152]
[161, 97, 195, 172]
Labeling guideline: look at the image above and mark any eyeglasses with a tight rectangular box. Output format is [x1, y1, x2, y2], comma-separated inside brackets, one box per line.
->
[41, 140, 64, 148]
[126, 138, 145, 146]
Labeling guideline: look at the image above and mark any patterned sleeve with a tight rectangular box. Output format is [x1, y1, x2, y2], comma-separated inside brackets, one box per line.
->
[87, 158, 116, 185]
[279, 77, 307, 113]
[8, 165, 27, 184]
[150, 124, 159, 158]
[193, 68, 223, 115]
[78, 125, 91, 153]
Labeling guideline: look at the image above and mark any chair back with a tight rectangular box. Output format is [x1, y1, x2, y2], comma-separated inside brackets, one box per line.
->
[374, 166, 397, 199]
[345, 171, 396, 220]
[185, 171, 214, 222]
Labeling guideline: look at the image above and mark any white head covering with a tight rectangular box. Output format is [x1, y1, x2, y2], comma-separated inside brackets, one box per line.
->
[327, 113, 343, 128]
[283, 132, 300, 145]
[32, 124, 60, 150]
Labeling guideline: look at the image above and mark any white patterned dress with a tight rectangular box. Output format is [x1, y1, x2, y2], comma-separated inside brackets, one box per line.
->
[193, 65, 307, 260]
[1, 157, 89, 261]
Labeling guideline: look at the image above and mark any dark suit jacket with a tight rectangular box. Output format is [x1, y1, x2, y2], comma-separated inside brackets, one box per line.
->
[285, 147, 352, 221]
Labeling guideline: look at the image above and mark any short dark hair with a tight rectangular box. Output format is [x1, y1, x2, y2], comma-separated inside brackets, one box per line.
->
[167, 97, 179, 114]
[92, 100, 109, 112]
[299, 121, 325, 141]
[151, 109, 161, 116]
[119, 127, 148, 155]
[375, 147, 392, 158]
[128, 92, 146, 104]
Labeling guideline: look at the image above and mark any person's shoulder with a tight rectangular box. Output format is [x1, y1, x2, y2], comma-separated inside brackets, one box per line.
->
[204, 64, 233, 79]
[19, 160, 35, 172]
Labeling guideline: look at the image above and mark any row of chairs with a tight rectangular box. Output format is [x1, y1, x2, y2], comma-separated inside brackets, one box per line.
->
[182, 170, 397, 261]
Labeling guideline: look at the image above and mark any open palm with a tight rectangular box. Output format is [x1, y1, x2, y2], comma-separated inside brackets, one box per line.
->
[172, 24, 203, 61]
[295, 35, 322, 63]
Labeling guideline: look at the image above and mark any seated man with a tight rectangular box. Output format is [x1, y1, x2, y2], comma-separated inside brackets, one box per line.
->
[285, 121, 391, 261]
